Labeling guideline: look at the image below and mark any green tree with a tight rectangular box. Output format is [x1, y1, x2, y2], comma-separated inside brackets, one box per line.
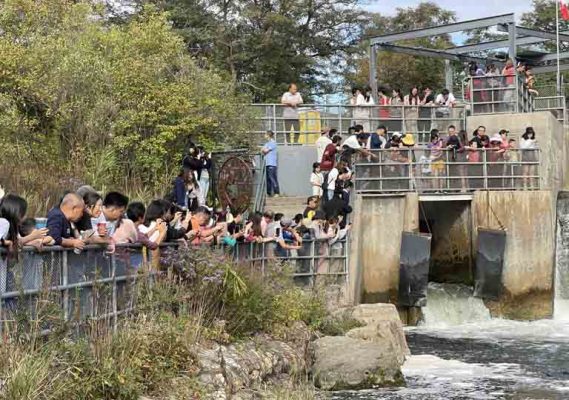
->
[521, 0, 568, 87]
[0, 0, 249, 213]
[137, 0, 365, 101]
[345, 2, 456, 94]
[521, 0, 569, 50]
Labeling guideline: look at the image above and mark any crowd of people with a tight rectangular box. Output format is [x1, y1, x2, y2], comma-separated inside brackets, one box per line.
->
[348, 85, 457, 134]
[0, 161, 352, 280]
[308, 123, 538, 193]
[467, 58, 538, 113]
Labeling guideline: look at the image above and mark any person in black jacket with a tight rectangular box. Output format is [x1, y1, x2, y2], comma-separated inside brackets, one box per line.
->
[182, 144, 201, 177]
[197, 146, 212, 203]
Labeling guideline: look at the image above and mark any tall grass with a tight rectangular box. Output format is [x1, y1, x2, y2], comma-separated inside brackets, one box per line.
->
[0, 248, 329, 399]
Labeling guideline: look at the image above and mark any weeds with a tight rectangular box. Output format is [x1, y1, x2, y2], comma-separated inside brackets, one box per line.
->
[0, 248, 330, 399]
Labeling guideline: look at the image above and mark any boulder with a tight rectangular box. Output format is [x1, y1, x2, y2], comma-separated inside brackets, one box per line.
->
[196, 335, 307, 399]
[311, 336, 405, 391]
[345, 322, 409, 365]
[348, 303, 402, 325]
[335, 303, 410, 364]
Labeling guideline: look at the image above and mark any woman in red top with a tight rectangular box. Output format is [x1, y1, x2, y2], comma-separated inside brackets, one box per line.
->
[501, 59, 516, 112]
[320, 135, 342, 171]
[377, 88, 390, 124]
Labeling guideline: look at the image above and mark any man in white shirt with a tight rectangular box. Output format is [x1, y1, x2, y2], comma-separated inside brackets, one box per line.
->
[340, 131, 377, 164]
[281, 83, 303, 144]
[315, 128, 332, 162]
[435, 89, 456, 107]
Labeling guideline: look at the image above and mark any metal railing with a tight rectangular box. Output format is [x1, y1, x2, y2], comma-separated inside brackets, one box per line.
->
[534, 95, 567, 125]
[0, 237, 348, 332]
[463, 74, 533, 115]
[252, 155, 267, 212]
[249, 104, 466, 146]
[353, 148, 540, 193]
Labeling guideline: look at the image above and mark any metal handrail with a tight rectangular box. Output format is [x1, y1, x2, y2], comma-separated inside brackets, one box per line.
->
[353, 148, 541, 193]
[248, 103, 467, 145]
[0, 237, 349, 332]
[462, 74, 534, 115]
[252, 155, 267, 212]
[533, 95, 567, 125]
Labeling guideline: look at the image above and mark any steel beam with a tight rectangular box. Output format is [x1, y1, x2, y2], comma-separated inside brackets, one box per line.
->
[376, 43, 499, 63]
[532, 64, 569, 74]
[496, 25, 569, 42]
[535, 52, 569, 62]
[508, 23, 517, 61]
[444, 60, 452, 90]
[447, 36, 549, 54]
[370, 14, 515, 44]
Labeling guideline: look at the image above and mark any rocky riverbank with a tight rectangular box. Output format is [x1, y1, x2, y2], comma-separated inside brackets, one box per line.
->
[185, 303, 409, 398]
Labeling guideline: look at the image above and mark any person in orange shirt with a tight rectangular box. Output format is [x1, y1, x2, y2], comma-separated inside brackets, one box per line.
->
[190, 206, 224, 245]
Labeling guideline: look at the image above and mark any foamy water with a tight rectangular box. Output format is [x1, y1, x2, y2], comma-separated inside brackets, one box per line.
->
[330, 283, 569, 400]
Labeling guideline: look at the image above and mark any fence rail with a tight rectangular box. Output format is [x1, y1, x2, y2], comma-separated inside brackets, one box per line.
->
[248, 103, 466, 146]
[534, 95, 567, 125]
[462, 74, 533, 115]
[0, 238, 348, 332]
[353, 148, 540, 193]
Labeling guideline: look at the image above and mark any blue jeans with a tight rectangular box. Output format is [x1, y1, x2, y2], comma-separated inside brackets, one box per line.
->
[266, 166, 280, 196]
[327, 189, 335, 201]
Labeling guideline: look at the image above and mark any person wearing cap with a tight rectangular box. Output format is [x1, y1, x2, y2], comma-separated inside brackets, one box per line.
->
[316, 128, 332, 162]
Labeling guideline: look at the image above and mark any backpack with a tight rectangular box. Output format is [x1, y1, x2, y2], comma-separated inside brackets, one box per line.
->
[320, 171, 330, 193]
[340, 145, 356, 163]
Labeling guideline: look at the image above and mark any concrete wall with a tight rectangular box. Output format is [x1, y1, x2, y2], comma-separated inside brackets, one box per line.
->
[466, 111, 566, 191]
[421, 201, 472, 285]
[276, 145, 317, 197]
[348, 194, 419, 304]
[472, 191, 555, 319]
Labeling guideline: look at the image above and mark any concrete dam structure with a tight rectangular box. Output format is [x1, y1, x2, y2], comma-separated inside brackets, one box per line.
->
[348, 111, 567, 322]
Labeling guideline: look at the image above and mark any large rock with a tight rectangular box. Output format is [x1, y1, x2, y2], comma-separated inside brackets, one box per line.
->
[311, 336, 405, 391]
[196, 333, 308, 399]
[336, 303, 410, 364]
[345, 323, 409, 365]
[348, 303, 402, 325]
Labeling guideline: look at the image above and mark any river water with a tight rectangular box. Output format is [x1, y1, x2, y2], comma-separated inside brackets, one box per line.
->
[330, 283, 569, 400]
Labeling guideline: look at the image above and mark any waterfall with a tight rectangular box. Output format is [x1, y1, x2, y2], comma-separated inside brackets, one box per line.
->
[421, 282, 491, 328]
[555, 193, 569, 320]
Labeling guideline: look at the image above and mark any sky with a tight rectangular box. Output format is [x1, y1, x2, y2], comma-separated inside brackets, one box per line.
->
[364, 1, 533, 21]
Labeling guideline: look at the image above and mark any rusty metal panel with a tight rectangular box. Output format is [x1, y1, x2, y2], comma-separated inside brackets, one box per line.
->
[398, 232, 431, 307]
[474, 228, 506, 300]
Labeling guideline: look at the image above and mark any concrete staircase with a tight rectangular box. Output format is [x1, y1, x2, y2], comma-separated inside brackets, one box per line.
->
[264, 196, 308, 219]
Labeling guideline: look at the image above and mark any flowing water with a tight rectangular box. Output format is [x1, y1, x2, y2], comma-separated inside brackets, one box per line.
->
[330, 283, 569, 400]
